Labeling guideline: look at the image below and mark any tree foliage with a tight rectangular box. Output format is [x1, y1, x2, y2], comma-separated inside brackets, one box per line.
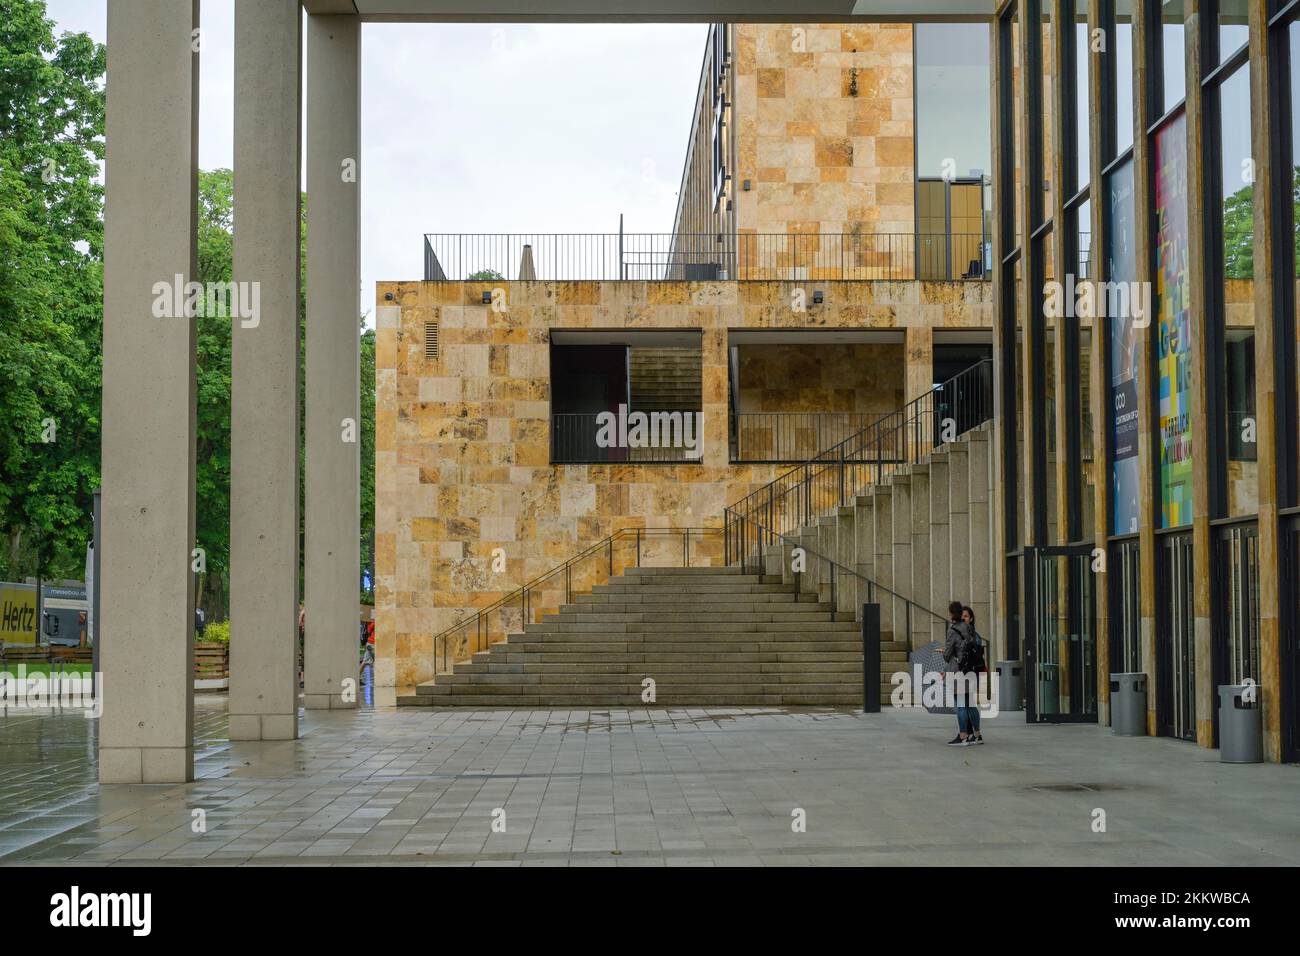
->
[0, 2, 376, 617]
[0, 2, 105, 581]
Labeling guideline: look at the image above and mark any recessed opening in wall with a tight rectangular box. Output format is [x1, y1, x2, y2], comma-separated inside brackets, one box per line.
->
[424, 321, 439, 359]
[725, 328, 906, 464]
[549, 329, 703, 464]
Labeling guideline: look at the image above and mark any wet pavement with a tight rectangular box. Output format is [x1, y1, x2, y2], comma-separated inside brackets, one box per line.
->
[1, 695, 1297, 866]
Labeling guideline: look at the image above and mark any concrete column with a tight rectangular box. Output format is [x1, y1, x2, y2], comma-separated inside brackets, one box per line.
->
[304, 14, 361, 710]
[968, 428, 993, 656]
[229, 0, 303, 740]
[891, 472, 913, 646]
[872, 487, 894, 634]
[99, 0, 199, 784]
[928, 450, 951, 616]
[834, 506, 856, 615]
[816, 516, 836, 605]
[853, 493, 875, 588]
[948, 442, 971, 609]
[909, 464, 932, 645]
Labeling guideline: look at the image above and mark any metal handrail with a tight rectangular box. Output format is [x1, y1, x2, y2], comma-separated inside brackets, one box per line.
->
[427, 527, 722, 675]
[725, 360, 993, 544]
[724, 510, 949, 644]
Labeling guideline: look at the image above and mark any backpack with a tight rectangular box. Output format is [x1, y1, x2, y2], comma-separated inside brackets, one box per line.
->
[958, 630, 985, 673]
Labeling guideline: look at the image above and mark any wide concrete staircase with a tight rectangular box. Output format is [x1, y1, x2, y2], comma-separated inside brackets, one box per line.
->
[401, 565, 909, 706]
[400, 362, 995, 709]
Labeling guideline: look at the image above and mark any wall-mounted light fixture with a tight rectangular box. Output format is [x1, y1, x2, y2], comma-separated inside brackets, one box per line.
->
[481, 291, 493, 304]
[742, 179, 751, 191]
[384, 291, 394, 301]
[812, 290, 824, 305]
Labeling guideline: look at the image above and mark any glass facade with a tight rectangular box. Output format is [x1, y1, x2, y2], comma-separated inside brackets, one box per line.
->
[915, 23, 992, 183]
[1107, 160, 1140, 534]
[1159, 0, 1186, 111]
[992, 0, 1300, 754]
[1075, 7, 1090, 193]
[1214, 65, 1256, 515]
[1217, 0, 1250, 64]
[1115, 1, 1135, 155]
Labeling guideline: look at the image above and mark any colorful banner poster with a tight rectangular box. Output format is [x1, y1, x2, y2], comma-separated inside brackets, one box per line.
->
[1154, 113, 1193, 527]
[1107, 160, 1140, 535]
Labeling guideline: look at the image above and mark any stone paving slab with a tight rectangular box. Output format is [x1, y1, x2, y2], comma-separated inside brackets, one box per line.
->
[1, 696, 1297, 866]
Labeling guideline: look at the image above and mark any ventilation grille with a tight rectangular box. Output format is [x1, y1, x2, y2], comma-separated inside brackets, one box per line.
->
[424, 322, 439, 359]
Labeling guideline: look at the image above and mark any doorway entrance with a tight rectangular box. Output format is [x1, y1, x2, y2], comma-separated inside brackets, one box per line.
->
[1156, 530, 1196, 741]
[1025, 546, 1097, 722]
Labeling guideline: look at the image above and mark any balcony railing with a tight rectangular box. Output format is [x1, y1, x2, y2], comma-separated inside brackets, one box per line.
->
[423, 233, 992, 282]
[732, 411, 891, 463]
[551, 412, 703, 464]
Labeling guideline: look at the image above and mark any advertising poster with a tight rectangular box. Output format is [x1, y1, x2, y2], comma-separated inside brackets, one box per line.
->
[0, 582, 38, 646]
[1154, 113, 1193, 527]
[1107, 159, 1140, 534]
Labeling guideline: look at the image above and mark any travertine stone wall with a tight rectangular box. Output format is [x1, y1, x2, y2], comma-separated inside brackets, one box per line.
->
[733, 23, 915, 237]
[375, 279, 992, 688]
[735, 343, 905, 415]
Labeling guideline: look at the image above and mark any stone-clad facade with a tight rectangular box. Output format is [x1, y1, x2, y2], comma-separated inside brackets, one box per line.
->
[735, 23, 916, 237]
[374, 279, 991, 688]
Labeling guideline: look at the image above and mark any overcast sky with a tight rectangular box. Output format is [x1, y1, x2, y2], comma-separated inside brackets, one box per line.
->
[43, 1, 707, 322]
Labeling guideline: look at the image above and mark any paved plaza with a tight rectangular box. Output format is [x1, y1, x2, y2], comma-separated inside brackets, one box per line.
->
[1, 695, 1296, 866]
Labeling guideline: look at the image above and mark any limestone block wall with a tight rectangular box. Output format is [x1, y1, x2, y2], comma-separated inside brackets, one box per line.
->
[733, 23, 916, 241]
[375, 279, 992, 688]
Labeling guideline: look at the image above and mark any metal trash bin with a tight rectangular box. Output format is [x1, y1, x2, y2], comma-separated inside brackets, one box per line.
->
[1218, 684, 1263, 763]
[1109, 673, 1147, 736]
[995, 660, 1023, 712]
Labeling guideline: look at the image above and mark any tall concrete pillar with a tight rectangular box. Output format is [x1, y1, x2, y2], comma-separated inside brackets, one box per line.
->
[229, 0, 303, 740]
[304, 14, 361, 710]
[99, 0, 199, 784]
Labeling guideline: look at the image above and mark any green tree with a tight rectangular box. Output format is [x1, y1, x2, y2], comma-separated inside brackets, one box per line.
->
[193, 169, 234, 618]
[0, 1, 105, 582]
[467, 268, 504, 281]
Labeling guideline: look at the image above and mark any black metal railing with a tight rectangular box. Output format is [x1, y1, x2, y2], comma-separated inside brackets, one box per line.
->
[732, 411, 888, 464]
[426, 527, 723, 676]
[551, 412, 704, 464]
[422, 233, 993, 282]
[724, 359, 994, 548]
[724, 510, 950, 647]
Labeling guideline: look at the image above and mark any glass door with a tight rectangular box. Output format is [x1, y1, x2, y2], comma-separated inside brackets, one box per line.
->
[1283, 519, 1300, 763]
[1156, 531, 1196, 740]
[1025, 546, 1098, 722]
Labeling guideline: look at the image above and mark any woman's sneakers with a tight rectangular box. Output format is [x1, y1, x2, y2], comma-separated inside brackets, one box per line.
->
[970, 734, 985, 745]
[946, 735, 970, 746]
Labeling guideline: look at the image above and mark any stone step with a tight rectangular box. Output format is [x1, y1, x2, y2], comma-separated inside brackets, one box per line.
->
[551, 603, 837, 618]
[575, 591, 815, 605]
[399, 693, 864, 707]
[523, 620, 860, 634]
[484, 645, 870, 661]
[592, 582, 796, 595]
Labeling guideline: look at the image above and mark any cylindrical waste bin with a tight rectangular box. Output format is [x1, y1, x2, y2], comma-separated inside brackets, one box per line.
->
[1109, 673, 1147, 736]
[995, 660, 1023, 712]
[1218, 684, 1263, 763]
